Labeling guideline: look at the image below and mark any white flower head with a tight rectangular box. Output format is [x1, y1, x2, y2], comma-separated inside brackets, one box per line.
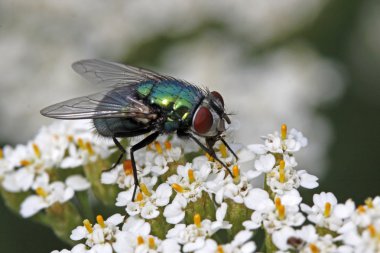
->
[301, 192, 345, 232]
[117, 183, 172, 219]
[20, 180, 74, 218]
[70, 213, 124, 251]
[167, 213, 228, 252]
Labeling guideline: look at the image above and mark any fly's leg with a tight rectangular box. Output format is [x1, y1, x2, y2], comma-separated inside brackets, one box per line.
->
[184, 133, 233, 177]
[219, 137, 239, 161]
[130, 131, 160, 201]
[106, 137, 126, 172]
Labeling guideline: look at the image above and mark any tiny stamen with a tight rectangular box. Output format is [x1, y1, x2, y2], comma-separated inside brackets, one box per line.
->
[83, 219, 93, 233]
[217, 245, 224, 253]
[219, 143, 228, 158]
[368, 225, 376, 238]
[357, 205, 366, 214]
[0, 147, 3, 159]
[365, 198, 374, 208]
[205, 153, 214, 162]
[96, 215, 105, 228]
[309, 243, 320, 253]
[172, 183, 184, 193]
[36, 187, 48, 198]
[188, 169, 195, 184]
[154, 141, 163, 154]
[77, 138, 85, 150]
[164, 141, 172, 150]
[232, 165, 240, 184]
[324, 202, 332, 217]
[140, 183, 151, 197]
[123, 160, 133, 175]
[137, 236, 144, 245]
[279, 160, 286, 183]
[136, 192, 144, 202]
[32, 143, 41, 159]
[275, 197, 282, 209]
[20, 160, 31, 167]
[194, 213, 201, 228]
[67, 135, 74, 142]
[277, 204, 285, 220]
[281, 124, 287, 140]
[85, 142, 94, 155]
[148, 237, 155, 249]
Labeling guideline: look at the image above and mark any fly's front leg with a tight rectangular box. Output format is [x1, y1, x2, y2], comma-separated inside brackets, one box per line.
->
[184, 132, 234, 177]
[130, 131, 160, 201]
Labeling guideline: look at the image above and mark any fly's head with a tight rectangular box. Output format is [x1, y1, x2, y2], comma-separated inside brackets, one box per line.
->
[191, 90, 230, 143]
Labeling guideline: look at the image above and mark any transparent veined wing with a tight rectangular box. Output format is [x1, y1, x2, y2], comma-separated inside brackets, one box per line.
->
[72, 59, 173, 87]
[40, 87, 157, 120]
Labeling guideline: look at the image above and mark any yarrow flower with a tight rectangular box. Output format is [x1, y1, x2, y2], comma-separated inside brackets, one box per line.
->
[1, 121, 379, 252]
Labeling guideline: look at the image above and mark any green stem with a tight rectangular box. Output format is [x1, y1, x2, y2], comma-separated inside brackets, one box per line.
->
[76, 191, 93, 220]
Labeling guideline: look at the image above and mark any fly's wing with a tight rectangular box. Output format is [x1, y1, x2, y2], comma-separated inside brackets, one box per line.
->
[72, 59, 173, 87]
[40, 88, 157, 120]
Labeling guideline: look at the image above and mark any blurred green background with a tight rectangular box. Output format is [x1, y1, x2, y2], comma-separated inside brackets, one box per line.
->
[0, 0, 379, 252]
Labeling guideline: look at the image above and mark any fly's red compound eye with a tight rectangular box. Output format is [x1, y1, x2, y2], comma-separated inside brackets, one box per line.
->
[193, 106, 213, 134]
[211, 91, 224, 107]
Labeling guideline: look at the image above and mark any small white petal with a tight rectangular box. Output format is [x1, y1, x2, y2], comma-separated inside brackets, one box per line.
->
[66, 175, 91, 191]
[254, 154, 275, 173]
[70, 226, 88, 241]
[20, 196, 47, 218]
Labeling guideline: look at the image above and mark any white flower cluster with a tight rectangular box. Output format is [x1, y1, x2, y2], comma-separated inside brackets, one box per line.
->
[0, 120, 113, 217]
[1, 121, 379, 253]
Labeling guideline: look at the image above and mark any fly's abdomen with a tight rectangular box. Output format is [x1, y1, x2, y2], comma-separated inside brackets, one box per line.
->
[93, 118, 150, 137]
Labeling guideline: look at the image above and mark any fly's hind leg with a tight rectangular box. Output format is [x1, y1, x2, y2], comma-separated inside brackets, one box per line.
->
[105, 136, 126, 172]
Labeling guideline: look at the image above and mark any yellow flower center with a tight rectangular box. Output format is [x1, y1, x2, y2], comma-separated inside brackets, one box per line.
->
[154, 141, 163, 154]
[194, 213, 201, 228]
[140, 183, 151, 197]
[368, 225, 376, 238]
[365, 198, 374, 208]
[219, 143, 228, 158]
[217, 245, 224, 253]
[83, 219, 93, 233]
[123, 160, 133, 175]
[77, 138, 85, 150]
[164, 141, 172, 150]
[357, 205, 366, 214]
[188, 169, 195, 184]
[205, 153, 214, 162]
[136, 192, 144, 202]
[309, 243, 320, 253]
[279, 160, 286, 183]
[148, 237, 156, 249]
[233, 165, 240, 184]
[36, 187, 48, 198]
[137, 236, 144, 245]
[172, 183, 184, 193]
[85, 142, 94, 155]
[67, 135, 74, 142]
[281, 124, 287, 140]
[275, 198, 285, 220]
[96, 215, 105, 228]
[0, 147, 3, 159]
[324, 202, 332, 217]
[20, 159, 31, 167]
[32, 143, 41, 159]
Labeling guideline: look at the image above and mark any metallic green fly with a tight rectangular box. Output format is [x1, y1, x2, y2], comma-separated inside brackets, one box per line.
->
[41, 59, 238, 200]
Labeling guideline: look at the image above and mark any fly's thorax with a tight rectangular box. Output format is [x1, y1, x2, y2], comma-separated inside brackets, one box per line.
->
[137, 80, 204, 131]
